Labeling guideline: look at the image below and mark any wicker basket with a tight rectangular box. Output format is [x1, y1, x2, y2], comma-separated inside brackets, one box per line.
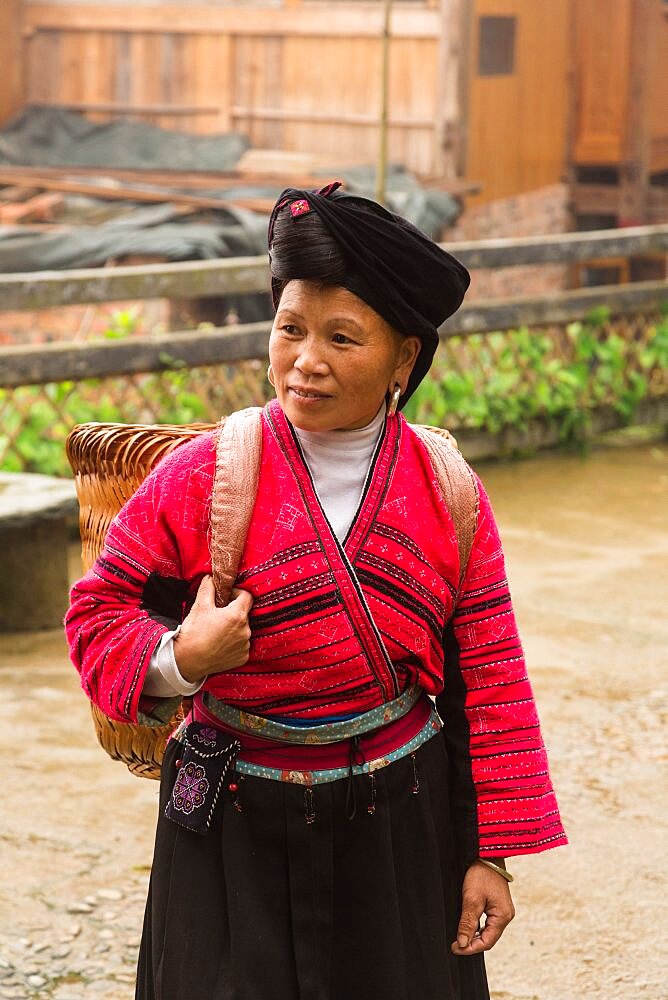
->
[66, 421, 217, 779]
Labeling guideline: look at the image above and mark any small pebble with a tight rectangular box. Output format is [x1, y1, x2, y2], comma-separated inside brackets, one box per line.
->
[67, 924, 82, 938]
[86, 981, 119, 995]
[27, 976, 47, 988]
[31, 943, 49, 954]
[83, 896, 97, 906]
[52, 946, 71, 960]
[83, 962, 106, 975]
[66, 904, 92, 915]
[101, 911, 117, 922]
[98, 930, 114, 941]
[96, 889, 123, 902]
[114, 972, 135, 984]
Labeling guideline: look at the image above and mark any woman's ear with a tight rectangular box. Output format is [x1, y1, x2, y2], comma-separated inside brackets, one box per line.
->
[394, 336, 421, 388]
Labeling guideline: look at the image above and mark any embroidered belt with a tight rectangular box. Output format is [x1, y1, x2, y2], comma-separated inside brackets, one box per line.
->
[233, 710, 442, 786]
[172, 691, 442, 788]
[196, 684, 423, 745]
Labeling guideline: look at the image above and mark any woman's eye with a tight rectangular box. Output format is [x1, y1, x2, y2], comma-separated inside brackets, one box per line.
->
[332, 333, 353, 345]
[281, 324, 299, 335]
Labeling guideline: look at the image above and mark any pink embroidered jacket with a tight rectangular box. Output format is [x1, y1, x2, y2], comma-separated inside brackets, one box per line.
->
[65, 401, 567, 859]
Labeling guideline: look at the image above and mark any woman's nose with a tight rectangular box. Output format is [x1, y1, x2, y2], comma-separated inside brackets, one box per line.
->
[294, 341, 328, 375]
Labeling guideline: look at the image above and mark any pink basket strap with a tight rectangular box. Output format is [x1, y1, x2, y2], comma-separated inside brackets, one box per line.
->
[412, 424, 479, 589]
[210, 407, 263, 607]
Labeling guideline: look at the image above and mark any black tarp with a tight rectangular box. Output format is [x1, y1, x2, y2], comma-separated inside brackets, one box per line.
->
[0, 108, 463, 276]
[0, 107, 249, 171]
[0, 203, 268, 272]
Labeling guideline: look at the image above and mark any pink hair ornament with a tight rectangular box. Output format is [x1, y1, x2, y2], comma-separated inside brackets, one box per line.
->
[290, 199, 311, 218]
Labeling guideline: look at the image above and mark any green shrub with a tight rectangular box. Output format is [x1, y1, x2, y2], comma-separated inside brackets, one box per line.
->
[1, 308, 666, 476]
[404, 308, 668, 447]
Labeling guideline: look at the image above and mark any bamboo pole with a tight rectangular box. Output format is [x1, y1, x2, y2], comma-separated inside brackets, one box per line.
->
[375, 0, 393, 205]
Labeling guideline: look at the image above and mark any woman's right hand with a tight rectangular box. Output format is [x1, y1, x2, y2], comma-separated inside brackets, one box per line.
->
[173, 575, 253, 684]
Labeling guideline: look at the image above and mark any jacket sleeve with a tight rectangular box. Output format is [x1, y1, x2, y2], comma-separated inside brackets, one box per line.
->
[436, 474, 567, 862]
[64, 431, 217, 724]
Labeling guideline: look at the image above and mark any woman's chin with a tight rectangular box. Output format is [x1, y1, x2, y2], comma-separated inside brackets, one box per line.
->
[280, 393, 337, 431]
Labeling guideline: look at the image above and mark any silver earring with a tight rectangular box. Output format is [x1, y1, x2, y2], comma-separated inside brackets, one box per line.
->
[387, 384, 402, 416]
[267, 364, 275, 387]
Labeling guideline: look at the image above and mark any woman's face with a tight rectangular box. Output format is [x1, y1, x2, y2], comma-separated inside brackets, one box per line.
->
[269, 280, 421, 432]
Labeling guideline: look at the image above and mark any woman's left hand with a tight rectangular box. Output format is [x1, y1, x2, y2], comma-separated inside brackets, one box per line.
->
[450, 861, 515, 956]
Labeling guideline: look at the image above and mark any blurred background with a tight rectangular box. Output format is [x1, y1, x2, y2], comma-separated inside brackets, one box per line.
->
[0, 3, 666, 1000]
[0, 0, 667, 471]
[0, 0, 666, 468]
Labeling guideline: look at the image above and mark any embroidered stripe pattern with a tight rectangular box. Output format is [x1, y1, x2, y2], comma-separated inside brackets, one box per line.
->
[436, 476, 567, 858]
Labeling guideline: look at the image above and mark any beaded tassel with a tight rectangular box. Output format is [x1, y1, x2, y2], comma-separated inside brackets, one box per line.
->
[410, 752, 420, 795]
[304, 787, 316, 825]
[229, 772, 244, 813]
[367, 772, 377, 816]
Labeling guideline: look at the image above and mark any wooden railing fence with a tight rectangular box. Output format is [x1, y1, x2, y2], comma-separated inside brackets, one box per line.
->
[0, 225, 666, 469]
[0, 225, 667, 388]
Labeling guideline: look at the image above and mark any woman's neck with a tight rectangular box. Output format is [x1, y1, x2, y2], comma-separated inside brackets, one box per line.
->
[294, 406, 385, 450]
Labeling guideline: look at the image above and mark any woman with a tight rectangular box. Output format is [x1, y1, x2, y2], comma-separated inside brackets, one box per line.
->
[65, 182, 566, 1000]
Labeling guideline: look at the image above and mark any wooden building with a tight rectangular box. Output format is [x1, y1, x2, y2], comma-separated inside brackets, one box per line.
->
[570, 0, 668, 228]
[2, 0, 667, 225]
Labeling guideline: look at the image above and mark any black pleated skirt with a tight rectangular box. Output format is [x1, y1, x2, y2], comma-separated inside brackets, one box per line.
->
[136, 732, 489, 1000]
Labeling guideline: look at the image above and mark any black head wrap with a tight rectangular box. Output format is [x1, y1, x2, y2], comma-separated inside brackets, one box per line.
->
[268, 181, 469, 406]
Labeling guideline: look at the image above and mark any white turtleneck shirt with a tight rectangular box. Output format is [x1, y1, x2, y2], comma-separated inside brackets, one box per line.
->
[142, 406, 386, 697]
[292, 404, 385, 545]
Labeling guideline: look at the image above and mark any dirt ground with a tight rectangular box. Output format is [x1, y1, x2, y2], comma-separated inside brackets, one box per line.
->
[0, 440, 665, 1000]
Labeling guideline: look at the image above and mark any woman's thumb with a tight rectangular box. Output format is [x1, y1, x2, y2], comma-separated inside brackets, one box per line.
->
[457, 902, 480, 949]
[194, 574, 216, 605]
[230, 587, 254, 613]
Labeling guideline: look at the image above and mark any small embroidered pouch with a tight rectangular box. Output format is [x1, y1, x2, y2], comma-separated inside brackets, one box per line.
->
[164, 722, 241, 835]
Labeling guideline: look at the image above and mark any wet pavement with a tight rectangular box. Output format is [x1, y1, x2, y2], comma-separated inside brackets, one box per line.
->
[0, 440, 666, 1000]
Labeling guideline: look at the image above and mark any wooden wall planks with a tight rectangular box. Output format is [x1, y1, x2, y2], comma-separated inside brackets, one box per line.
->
[573, 0, 668, 175]
[21, 5, 447, 176]
[24, 5, 441, 39]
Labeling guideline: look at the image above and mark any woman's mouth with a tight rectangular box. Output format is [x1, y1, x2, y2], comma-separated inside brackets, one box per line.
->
[288, 386, 331, 400]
